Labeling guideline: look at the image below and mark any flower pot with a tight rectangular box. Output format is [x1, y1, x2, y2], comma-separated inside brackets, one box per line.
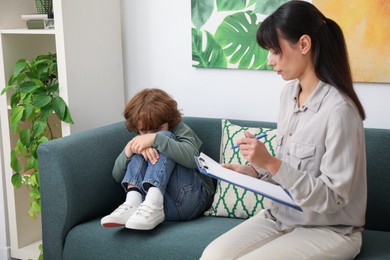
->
[35, 0, 53, 14]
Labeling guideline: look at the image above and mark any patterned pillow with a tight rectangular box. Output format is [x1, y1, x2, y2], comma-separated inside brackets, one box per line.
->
[204, 119, 277, 219]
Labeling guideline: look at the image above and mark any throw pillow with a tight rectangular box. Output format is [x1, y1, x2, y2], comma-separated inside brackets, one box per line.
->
[204, 119, 277, 219]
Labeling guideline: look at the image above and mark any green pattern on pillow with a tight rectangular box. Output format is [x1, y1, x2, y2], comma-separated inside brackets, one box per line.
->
[204, 119, 277, 219]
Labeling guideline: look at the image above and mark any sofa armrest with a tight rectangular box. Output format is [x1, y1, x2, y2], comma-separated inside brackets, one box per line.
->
[38, 122, 134, 259]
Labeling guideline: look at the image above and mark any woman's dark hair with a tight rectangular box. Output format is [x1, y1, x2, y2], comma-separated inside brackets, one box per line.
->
[124, 88, 182, 133]
[257, 0, 365, 120]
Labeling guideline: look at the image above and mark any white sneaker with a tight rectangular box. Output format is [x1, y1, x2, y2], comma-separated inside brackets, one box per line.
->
[125, 203, 165, 230]
[101, 204, 137, 228]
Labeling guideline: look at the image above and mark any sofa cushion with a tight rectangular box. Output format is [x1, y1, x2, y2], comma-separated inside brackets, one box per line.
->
[204, 119, 277, 219]
[63, 216, 243, 260]
[356, 230, 390, 259]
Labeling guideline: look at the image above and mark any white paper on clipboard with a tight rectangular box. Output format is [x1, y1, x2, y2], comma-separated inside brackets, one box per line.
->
[195, 152, 301, 211]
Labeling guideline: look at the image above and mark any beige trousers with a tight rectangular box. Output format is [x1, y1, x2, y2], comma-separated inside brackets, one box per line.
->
[201, 210, 362, 260]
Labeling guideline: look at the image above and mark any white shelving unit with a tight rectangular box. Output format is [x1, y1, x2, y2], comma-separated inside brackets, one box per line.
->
[0, 0, 125, 259]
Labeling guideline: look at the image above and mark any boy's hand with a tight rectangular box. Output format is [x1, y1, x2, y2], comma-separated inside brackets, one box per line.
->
[141, 147, 160, 164]
[129, 133, 156, 154]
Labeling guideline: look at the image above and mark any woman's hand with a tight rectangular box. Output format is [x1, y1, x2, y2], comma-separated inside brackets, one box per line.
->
[237, 131, 282, 175]
[222, 164, 258, 178]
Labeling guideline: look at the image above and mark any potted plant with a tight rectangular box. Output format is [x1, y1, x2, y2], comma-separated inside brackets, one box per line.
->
[1, 52, 73, 216]
[35, 0, 53, 15]
[1, 53, 73, 259]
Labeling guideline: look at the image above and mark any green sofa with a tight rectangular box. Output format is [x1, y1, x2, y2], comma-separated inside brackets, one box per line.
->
[38, 117, 390, 259]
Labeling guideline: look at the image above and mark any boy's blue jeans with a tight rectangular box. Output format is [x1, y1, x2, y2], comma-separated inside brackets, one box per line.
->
[121, 131, 211, 221]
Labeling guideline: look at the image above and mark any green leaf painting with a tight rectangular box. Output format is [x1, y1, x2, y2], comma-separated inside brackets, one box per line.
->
[191, 0, 290, 70]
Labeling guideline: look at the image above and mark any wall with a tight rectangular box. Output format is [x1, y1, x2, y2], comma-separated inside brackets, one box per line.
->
[0, 122, 10, 259]
[121, 0, 390, 129]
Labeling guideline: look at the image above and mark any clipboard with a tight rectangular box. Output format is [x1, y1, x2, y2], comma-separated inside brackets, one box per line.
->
[195, 152, 302, 211]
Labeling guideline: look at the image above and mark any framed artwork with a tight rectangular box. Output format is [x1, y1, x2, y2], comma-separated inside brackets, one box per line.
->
[192, 0, 390, 83]
[191, 0, 290, 70]
[313, 0, 390, 83]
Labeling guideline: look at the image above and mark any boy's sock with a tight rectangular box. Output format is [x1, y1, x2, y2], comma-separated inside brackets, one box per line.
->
[144, 187, 163, 208]
[124, 189, 142, 207]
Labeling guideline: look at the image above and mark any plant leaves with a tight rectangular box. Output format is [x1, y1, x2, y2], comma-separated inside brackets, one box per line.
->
[11, 173, 23, 189]
[16, 139, 28, 157]
[1, 84, 15, 95]
[217, 0, 246, 11]
[23, 158, 33, 172]
[192, 28, 227, 68]
[10, 150, 21, 173]
[254, 0, 291, 15]
[30, 154, 39, 170]
[47, 82, 59, 93]
[63, 106, 74, 124]
[248, 0, 257, 7]
[30, 174, 40, 190]
[29, 200, 41, 218]
[30, 189, 40, 201]
[38, 136, 49, 143]
[18, 81, 40, 93]
[191, 0, 214, 29]
[32, 120, 47, 138]
[10, 92, 21, 108]
[33, 200, 41, 214]
[4, 53, 69, 223]
[36, 61, 50, 75]
[40, 104, 54, 121]
[32, 93, 51, 108]
[12, 59, 27, 78]
[24, 104, 34, 119]
[20, 128, 31, 146]
[53, 96, 66, 119]
[10, 106, 24, 132]
[214, 11, 270, 69]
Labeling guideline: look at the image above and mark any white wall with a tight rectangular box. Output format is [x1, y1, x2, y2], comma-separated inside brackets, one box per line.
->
[0, 121, 10, 259]
[121, 0, 390, 129]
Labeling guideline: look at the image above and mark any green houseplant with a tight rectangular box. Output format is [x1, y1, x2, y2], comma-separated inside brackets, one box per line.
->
[1, 53, 73, 220]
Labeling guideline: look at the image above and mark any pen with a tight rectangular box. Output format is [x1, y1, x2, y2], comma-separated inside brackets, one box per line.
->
[231, 133, 267, 149]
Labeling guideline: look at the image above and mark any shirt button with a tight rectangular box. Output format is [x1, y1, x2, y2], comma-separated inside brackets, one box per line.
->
[289, 133, 292, 136]
[287, 152, 290, 156]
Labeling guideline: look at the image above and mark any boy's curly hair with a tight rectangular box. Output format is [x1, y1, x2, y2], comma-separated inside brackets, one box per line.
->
[124, 88, 182, 133]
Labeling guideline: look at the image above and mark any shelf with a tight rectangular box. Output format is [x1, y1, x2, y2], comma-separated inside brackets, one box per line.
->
[1, 0, 125, 258]
[12, 239, 41, 260]
[1, 28, 55, 35]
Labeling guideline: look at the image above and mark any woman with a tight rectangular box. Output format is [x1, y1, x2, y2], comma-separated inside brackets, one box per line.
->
[201, 1, 367, 259]
[101, 88, 214, 230]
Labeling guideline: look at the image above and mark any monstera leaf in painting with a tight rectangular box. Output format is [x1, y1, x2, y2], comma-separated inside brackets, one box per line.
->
[214, 11, 270, 70]
[254, 0, 291, 15]
[192, 28, 227, 68]
[191, 0, 214, 29]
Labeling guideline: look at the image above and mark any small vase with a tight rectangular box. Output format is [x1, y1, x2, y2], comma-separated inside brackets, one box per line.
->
[35, 0, 53, 14]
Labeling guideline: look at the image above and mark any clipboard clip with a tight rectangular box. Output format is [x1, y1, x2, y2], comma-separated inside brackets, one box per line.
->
[196, 157, 208, 169]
